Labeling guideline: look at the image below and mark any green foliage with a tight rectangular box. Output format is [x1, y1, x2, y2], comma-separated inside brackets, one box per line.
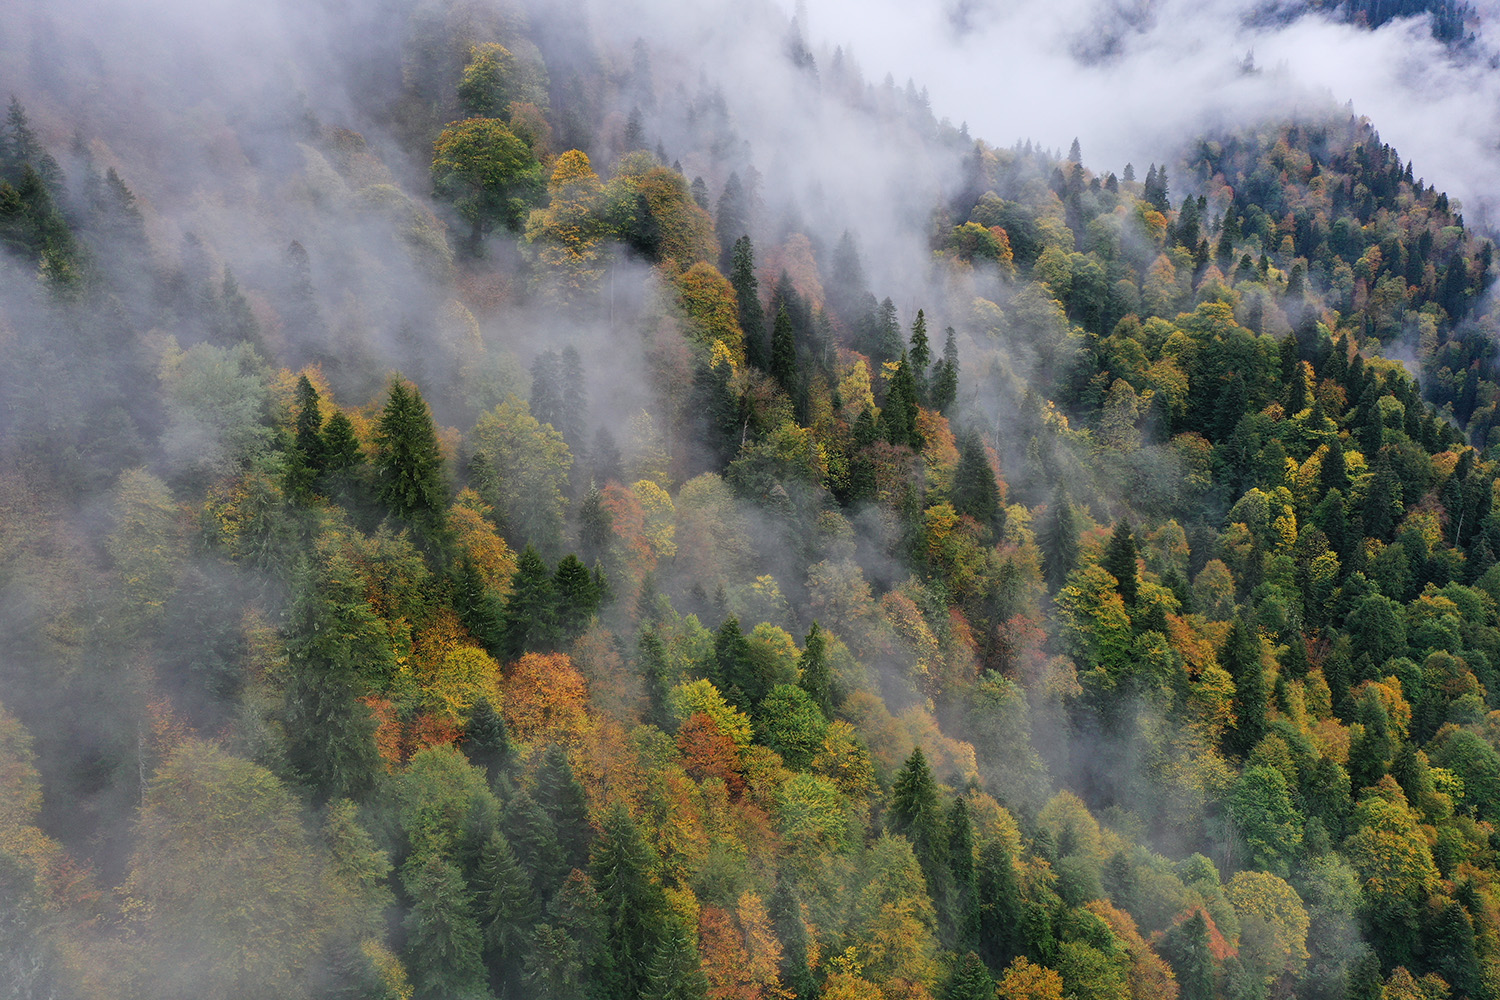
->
[374, 377, 449, 537]
[432, 117, 542, 251]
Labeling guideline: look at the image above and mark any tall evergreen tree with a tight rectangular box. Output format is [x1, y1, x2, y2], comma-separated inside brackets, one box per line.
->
[976, 838, 1025, 970]
[498, 546, 561, 658]
[374, 377, 448, 535]
[591, 803, 671, 1000]
[729, 236, 766, 370]
[797, 621, 833, 718]
[537, 745, 592, 872]
[1155, 910, 1214, 1000]
[949, 796, 980, 952]
[1223, 614, 1267, 757]
[463, 697, 512, 777]
[770, 877, 816, 999]
[770, 303, 797, 394]
[554, 553, 602, 640]
[932, 327, 960, 414]
[715, 172, 749, 270]
[889, 748, 950, 919]
[910, 308, 932, 402]
[714, 615, 757, 708]
[951, 433, 1002, 533]
[883, 351, 922, 448]
[1100, 519, 1139, 609]
[476, 831, 537, 999]
[403, 851, 488, 1000]
[1037, 488, 1081, 592]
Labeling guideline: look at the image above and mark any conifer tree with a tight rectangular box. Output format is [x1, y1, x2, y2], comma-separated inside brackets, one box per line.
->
[1101, 519, 1139, 609]
[770, 303, 797, 394]
[949, 796, 980, 952]
[1223, 614, 1267, 757]
[579, 482, 613, 569]
[941, 952, 994, 1000]
[498, 546, 560, 658]
[889, 748, 950, 917]
[1155, 910, 1214, 1000]
[770, 877, 815, 999]
[374, 377, 448, 535]
[403, 851, 488, 1000]
[883, 351, 922, 448]
[537, 745, 592, 871]
[463, 697, 512, 777]
[503, 787, 568, 901]
[476, 830, 537, 999]
[976, 838, 1024, 970]
[729, 236, 766, 370]
[910, 308, 932, 402]
[951, 433, 1002, 533]
[715, 172, 748, 269]
[638, 628, 672, 729]
[797, 621, 833, 718]
[714, 615, 757, 708]
[641, 913, 709, 1000]
[592, 802, 671, 1000]
[554, 553, 601, 640]
[1037, 488, 1081, 592]
[932, 326, 960, 414]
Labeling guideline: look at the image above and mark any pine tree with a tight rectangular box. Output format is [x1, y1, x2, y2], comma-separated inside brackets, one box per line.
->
[579, 482, 613, 569]
[1101, 519, 1139, 609]
[641, 912, 709, 1000]
[976, 838, 1025, 970]
[770, 303, 797, 394]
[910, 308, 932, 402]
[715, 172, 749, 269]
[940, 952, 994, 1000]
[284, 375, 325, 503]
[504, 787, 568, 901]
[454, 555, 505, 653]
[1155, 910, 1214, 1000]
[1037, 488, 1081, 592]
[638, 628, 672, 729]
[770, 877, 815, 999]
[932, 326, 960, 414]
[403, 851, 488, 1000]
[374, 377, 448, 534]
[1223, 614, 1267, 758]
[498, 546, 561, 659]
[797, 621, 833, 718]
[729, 236, 766, 370]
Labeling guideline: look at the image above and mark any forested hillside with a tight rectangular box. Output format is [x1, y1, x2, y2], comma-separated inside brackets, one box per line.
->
[5, 1, 1500, 999]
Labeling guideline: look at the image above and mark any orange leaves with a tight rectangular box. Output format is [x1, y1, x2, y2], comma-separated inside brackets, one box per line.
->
[699, 892, 786, 1000]
[678, 712, 745, 797]
[503, 652, 590, 745]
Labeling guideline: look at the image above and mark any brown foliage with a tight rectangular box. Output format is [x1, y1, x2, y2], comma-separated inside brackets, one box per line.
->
[678, 711, 745, 797]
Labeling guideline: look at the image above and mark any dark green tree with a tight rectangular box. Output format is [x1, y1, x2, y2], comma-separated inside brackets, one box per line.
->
[463, 697, 511, 777]
[641, 912, 709, 1000]
[797, 621, 833, 718]
[554, 553, 602, 640]
[1101, 519, 1140, 609]
[729, 236, 766, 370]
[976, 838, 1025, 970]
[403, 851, 488, 1000]
[940, 951, 994, 1000]
[713, 615, 757, 708]
[591, 803, 671, 1000]
[1155, 910, 1214, 1000]
[948, 796, 980, 952]
[1223, 614, 1267, 758]
[475, 831, 537, 999]
[883, 351, 922, 449]
[932, 327, 960, 414]
[1037, 488, 1081, 592]
[374, 377, 448, 536]
[951, 433, 1002, 534]
[910, 308, 932, 402]
[770, 303, 797, 394]
[889, 748, 951, 921]
[537, 745, 592, 871]
[498, 546, 561, 659]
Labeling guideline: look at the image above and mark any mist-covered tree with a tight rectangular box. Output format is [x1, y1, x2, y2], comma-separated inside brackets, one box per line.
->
[1100, 519, 1139, 609]
[592, 802, 672, 1000]
[729, 236, 766, 370]
[951, 433, 1002, 533]
[498, 545, 561, 659]
[797, 621, 832, 718]
[932, 326, 960, 414]
[403, 850, 488, 1000]
[432, 117, 542, 253]
[1038, 488, 1082, 592]
[374, 377, 448, 537]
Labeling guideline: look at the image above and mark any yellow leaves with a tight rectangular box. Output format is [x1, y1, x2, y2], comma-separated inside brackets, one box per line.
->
[447, 489, 515, 591]
[548, 149, 599, 194]
[632, 479, 677, 558]
[502, 652, 590, 746]
[670, 679, 753, 749]
[422, 646, 501, 726]
[995, 957, 1065, 1000]
[674, 261, 744, 361]
[1224, 870, 1310, 980]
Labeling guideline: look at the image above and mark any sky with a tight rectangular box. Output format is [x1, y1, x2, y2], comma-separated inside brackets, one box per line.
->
[793, 0, 1500, 223]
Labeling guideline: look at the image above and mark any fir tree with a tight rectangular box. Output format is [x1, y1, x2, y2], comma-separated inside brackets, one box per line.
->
[403, 851, 488, 1000]
[714, 615, 757, 708]
[374, 377, 448, 535]
[554, 553, 601, 640]
[951, 433, 1002, 534]
[1037, 488, 1081, 592]
[770, 303, 797, 394]
[729, 236, 766, 370]
[889, 748, 950, 919]
[463, 697, 512, 777]
[1223, 614, 1267, 757]
[948, 796, 980, 952]
[476, 831, 537, 999]
[883, 351, 922, 449]
[537, 745, 593, 872]
[932, 326, 960, 414]
[976, 838, 1024, 970]
[498, 546, 561, 659]
[797, 621, 833, 718]
[940, 952, 994, 1000]
[1101, 519, 1139, 609]
[592, 803, 670, 1000]
[910, 308, 932, 402]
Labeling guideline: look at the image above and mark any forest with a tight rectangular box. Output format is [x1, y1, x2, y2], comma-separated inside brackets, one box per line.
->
[4, 0, 1500, 999]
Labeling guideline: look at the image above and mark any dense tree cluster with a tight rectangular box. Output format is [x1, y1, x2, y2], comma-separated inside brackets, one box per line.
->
[9, 4, 1500, 1000]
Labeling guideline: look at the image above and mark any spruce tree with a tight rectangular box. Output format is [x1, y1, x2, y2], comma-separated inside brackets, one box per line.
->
[578, 482, 613, 569]
[641, 913, 709, 1000]
[374, 377, 448, 535]
[951, 433, 1002, 533]
[770, 303, 797, 394]
[1156, 910, 1214, 1000]
[949, 796, 980, 952]
[592, 803, 670, 1000]
[715, 172, 748, 269]
[889, 748, 950, 919]
[1101, 519, 1139, 609]
[638, 628, 672, 730]
[1037, 488, 1081, 592]
[475, 831, 537, 999]
[976, 838, 1024, 970]
[940, 952, 994, 1000]
[883, 351, 921, 449]
[463, 697, 512, 777]
[1223, 614, 1267, 757]
[932, 326, 960, 414]
[770, 877, 816, 999]
[554, 553, 601, 640]
[403, 851, 488, 1000]
[537, 745, 592, 872]
[729, 236, 766, 370]
[910, 308, 932, 402]
[797, 621, 833, 718]
[498, 546, 561, 659]
[714, 615, 757, 708]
